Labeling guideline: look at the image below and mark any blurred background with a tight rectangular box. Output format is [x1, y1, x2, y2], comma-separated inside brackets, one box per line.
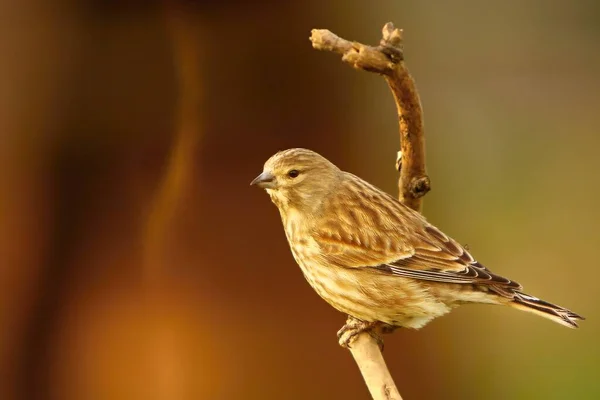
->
[1, 0, 599, 399]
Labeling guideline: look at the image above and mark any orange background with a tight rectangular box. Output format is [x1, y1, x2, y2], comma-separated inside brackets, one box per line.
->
[1, 1, 599, 399]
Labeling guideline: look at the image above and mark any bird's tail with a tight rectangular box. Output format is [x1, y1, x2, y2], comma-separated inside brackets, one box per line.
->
[510, 291, 585, 328]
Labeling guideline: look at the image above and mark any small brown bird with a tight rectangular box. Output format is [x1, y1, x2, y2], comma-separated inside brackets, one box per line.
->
[251, 148, 583, 346]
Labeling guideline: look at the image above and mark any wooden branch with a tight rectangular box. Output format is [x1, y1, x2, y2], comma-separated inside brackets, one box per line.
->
[311, 22, 431, 400]
[311, 23, 430, 212]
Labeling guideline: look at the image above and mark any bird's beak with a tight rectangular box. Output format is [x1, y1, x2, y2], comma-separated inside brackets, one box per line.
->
[250, 171, 276, 189]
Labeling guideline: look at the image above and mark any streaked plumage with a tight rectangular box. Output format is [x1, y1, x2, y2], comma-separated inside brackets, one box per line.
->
[251, 148, 584, 335]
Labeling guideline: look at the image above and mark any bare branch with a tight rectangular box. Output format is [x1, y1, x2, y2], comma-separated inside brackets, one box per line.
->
[344, 318, 402, 400]
[311, 22, 430, 212]
[311, 22, 432, 400]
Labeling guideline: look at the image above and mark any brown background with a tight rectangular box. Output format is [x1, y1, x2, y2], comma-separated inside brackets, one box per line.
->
[1, 1, 599, 399]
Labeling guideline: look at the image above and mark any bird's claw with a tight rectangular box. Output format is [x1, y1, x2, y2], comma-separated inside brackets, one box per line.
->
[337, 318, 386, 351]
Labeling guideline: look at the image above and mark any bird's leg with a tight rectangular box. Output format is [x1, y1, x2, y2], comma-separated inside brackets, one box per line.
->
[337, 316, 395, 351]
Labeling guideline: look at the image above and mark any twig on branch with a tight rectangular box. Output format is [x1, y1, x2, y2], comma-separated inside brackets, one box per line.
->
[311, 22, 431, 400]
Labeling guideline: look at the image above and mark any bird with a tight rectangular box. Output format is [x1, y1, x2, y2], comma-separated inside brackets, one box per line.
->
[250, 148, 584, 347]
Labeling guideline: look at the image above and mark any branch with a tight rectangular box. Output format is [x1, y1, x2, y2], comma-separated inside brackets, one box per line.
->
[311, 23, 430, 212]
[311, 22, 431, 400]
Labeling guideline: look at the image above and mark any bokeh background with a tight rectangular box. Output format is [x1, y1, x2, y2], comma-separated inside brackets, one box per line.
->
[1, 1, 599, 399]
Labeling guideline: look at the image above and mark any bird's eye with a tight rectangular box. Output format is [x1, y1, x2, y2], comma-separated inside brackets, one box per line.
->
[287, 169, 300, 178]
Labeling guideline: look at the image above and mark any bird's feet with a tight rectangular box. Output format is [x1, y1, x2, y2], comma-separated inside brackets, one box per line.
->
[337, 316, 396, 351]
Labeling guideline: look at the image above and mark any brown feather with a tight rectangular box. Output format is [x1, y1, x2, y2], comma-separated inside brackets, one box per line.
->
[317, 173, 521, 294]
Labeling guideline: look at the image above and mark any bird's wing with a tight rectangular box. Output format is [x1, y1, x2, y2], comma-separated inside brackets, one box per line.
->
[376, 224, 522, 292]
[314, 175, 521, 293]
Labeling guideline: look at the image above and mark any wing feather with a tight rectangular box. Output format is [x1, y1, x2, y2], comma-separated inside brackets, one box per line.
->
[314, 174, 522, 294]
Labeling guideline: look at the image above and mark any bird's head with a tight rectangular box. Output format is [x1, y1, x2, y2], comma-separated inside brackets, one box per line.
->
[251, 148, 341, 211]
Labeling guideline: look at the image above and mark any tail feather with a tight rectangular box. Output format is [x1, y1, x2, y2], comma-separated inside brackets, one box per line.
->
[511, 291, 585, 328]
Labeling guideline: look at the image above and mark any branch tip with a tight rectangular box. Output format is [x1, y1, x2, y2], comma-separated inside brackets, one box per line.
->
[381, 22, 403, 48]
